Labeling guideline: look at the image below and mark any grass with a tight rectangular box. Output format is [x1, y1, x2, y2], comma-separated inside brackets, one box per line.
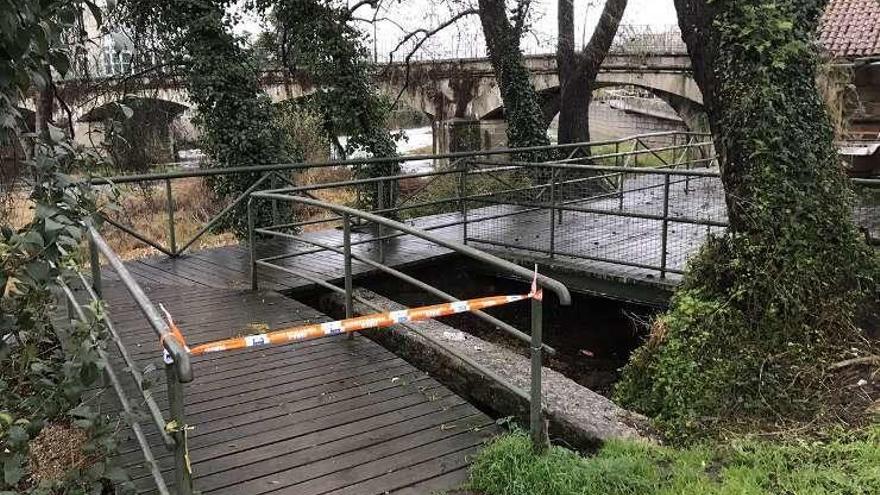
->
[589, 143, 684, 168]
[468, 428, 880, 495]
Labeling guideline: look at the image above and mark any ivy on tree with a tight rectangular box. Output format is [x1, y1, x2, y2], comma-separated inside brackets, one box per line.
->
[123, 0, 294, 237]
[260, 0, 400, 212]
[616, 0, 879, 439]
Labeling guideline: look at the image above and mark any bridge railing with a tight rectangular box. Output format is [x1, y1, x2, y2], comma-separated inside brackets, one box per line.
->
[461, 158, 880, 279]
[58, 223, 195, 494]
[610, 24, 687, 55]
[459, 134, 720, 278]
[853, 178, 880, 246]
[247, 189, 571, 452]
[85, 131, 707, 260]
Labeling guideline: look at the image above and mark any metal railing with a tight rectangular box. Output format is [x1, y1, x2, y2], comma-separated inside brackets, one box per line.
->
[248, 191, 571, 451]
[86, 131, 711, 259]
[460, 158, 879, 278]
[84, 129, 877, 280]
[250, 132, 719, 279]
[59, 223, 195, 495]
[610, 24, 687, 55]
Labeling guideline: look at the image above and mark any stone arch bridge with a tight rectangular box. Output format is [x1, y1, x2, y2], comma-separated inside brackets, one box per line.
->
[47, 52, 701, 155]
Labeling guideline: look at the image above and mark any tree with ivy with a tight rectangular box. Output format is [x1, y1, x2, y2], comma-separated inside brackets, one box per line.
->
[476, 0, 552, 160]
[122, 0, 292, 236]
[616, 0, 878, 438]
[257, 0, 400, 212]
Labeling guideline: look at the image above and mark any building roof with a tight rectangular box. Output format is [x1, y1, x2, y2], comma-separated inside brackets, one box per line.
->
[820, 0, 880, 59]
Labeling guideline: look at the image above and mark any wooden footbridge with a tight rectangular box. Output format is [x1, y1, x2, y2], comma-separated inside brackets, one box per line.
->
[61, 132, 878, 494]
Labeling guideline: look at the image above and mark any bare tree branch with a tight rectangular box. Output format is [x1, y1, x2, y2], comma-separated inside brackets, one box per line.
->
[511, 0, 533, 38]
[346, 0, 380, 18]
[386, 8, 479, 109]
[582, 0, 628, 76]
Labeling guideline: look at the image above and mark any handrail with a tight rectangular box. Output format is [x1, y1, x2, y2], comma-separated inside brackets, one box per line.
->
[86, 223, 193, 382]
[85, 131, 710, 185]
[82, 221, 195, 493]
[68, 269, 175, 448]
[86, 131, 713, 259]
[253, 226, 558, 356]
[486, 160, 722, 177]
[247, 192, 571, 451]
[58, 279, 173, 495]
[251, 193, 572, 305]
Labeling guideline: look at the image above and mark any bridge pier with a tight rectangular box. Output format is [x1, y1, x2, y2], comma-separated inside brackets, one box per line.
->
[433, 118, 508, 160]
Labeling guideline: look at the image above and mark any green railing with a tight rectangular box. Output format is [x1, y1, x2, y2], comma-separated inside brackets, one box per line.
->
[60, 223, 195, 494]
[248, 192, 571, 451]
[86, 131, 712, 259]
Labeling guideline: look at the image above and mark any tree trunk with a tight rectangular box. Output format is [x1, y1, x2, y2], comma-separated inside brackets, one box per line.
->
[477, 0, 551, 158]
[616, 0, 876, 433]
[34, 80, 54, 138]
[556, 0, 627, 145]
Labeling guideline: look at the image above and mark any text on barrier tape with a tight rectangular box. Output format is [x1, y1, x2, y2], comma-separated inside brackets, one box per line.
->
[161, 267, 545, 357]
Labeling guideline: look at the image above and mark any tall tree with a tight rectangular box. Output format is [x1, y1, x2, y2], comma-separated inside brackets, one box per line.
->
[477, 0, 551, 157]
[556, 0, 628, 144]
[616, 0, 877, 436]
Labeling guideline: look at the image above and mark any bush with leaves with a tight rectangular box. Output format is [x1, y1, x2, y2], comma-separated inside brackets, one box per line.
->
[1, 0, 132, 491]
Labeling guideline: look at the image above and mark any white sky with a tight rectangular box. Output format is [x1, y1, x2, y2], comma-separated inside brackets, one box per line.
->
[235, 0, 679, 60]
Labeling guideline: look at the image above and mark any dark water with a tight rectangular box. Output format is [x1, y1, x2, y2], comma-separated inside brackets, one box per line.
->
[358, 260, 659, 396]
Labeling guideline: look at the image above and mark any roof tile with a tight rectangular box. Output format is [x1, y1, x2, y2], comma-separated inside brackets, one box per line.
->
[821, 0, 880, 58]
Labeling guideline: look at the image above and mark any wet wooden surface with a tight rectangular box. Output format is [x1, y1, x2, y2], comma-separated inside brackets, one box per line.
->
[90, 282, 498, 494]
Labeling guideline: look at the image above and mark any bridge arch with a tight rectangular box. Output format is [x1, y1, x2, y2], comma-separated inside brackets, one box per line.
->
[77, 97, 191, 171]
[479, 80, 707, 139]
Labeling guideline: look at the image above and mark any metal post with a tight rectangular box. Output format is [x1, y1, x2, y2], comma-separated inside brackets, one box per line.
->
[634, 141, 639, 167]
[616, 142, 624, 211]
[549, 171, 556, 259]
[164, 363, 193, 495]
[271, 173, 279, 226]
[65, 297, 76, 329]
[671, 133, 678, 165]
[343, 213, 355, 340]
[684, 137, 693, 194]
[458, 163, 469, 245]
[88, 234, 102, 298]
[530, 297, 548, 452]
[377, 180, 385, 263]
[660, 174, 671, 279]
[164, 179, 177, 256]
[248, 198, 258, 291]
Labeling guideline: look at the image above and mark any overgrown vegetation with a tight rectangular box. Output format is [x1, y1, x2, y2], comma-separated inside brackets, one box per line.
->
[615, 0, 879, 439]
[1, 2, 131, 490]
[470, 429, 880, 495]
[263, 0, 400, 212]
[121, 0, 293, 237]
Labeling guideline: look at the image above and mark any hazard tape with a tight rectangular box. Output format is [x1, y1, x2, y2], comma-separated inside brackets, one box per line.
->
[161, 267, 544, 358]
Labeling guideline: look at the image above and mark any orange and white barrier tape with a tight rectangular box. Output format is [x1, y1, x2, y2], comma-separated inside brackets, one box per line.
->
[162, 267, 544, 358]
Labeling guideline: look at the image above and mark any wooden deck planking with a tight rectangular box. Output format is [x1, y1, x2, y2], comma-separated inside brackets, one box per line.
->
[95, 282, 498, 494]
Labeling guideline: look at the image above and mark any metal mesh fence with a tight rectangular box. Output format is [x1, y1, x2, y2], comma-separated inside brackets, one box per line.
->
[464, 136, 724, 280]
[853, 180, 880, 246]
